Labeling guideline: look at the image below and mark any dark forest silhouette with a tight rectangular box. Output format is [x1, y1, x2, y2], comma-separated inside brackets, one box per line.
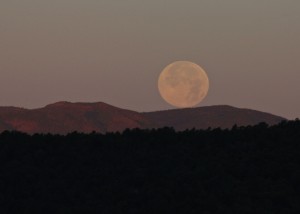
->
[0, 120, 299, 213]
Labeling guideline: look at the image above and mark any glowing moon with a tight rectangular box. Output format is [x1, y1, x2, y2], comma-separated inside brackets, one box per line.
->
[158, 61, 209, 108]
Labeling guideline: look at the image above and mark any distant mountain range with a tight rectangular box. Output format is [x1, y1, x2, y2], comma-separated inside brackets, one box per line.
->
[0, 102, 285, 134]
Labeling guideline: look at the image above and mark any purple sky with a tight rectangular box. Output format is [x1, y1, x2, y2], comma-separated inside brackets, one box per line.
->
[1, 0, 299, 119]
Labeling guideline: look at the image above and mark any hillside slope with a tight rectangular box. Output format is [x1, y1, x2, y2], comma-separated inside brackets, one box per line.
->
[0, 102, 152, 134]
[143, 105, 285, 130]
[0, 102, 285, 134]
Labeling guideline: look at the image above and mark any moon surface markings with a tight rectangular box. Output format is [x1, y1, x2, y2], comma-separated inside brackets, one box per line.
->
[158, 61, 209, 108]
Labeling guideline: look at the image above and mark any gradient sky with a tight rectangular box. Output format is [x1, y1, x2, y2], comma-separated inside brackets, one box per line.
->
[1, 0, 299, 119]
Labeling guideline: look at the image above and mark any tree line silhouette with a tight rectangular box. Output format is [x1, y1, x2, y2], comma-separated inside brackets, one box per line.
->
[0, 120, 299, 213]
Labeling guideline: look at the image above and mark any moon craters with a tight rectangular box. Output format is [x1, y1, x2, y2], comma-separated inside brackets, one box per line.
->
[158, 61, 209, 108]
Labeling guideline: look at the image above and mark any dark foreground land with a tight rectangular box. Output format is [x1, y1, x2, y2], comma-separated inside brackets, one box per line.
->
[0, 120, 300, 213]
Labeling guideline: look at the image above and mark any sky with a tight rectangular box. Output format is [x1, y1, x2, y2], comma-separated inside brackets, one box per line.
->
[1, 0, 299, 119]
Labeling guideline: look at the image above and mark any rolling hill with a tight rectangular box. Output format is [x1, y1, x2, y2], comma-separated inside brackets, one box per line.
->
[0, 102, 285, 134]
[143, 105, 285, 130]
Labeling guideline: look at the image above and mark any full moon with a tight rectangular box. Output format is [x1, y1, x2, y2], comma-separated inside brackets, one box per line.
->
[158, 61, 209, 108]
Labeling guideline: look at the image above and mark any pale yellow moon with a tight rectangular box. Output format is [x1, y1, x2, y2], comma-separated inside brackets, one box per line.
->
[158, 61, 209, 108]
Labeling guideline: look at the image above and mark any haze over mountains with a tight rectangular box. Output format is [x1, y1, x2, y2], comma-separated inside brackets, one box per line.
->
[0, 102, 285, 134]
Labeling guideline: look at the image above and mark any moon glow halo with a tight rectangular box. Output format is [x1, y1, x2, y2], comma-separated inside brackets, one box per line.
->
[158, 61, 209, 108]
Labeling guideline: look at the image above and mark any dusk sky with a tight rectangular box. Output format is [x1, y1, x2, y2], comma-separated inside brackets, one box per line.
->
[1, 0, 299, 119]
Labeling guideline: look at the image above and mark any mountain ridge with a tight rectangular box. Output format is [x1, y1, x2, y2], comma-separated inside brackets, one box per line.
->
[142, 105, 285, 131]
[0, 101, 286, 134]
